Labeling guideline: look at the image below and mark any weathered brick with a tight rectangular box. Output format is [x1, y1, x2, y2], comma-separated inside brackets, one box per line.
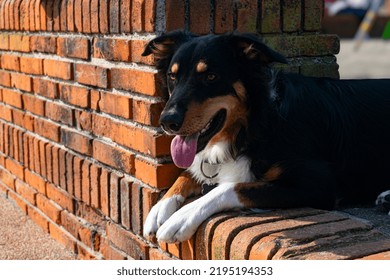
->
[75, 64, 109, 88]
[93, 38, 130, 61]
[120, 178, 132, 229]
[61, 127, 93, 156]
[90, 0, 99, 33]
[27, 205, 49, 233]
[0, 34, 9, 50]
[49, 222, 78, 253]
[97, 90, 132, 119]
[74, 0, 83, 32]
[132, 99, 164, 126]
[109, 172, 122, 223]
[1, 54, 20, 71]
[20, 57, 43, 75]
[15, 179, 37, 205]
[214, 0, 234, 34]
[144, 0, 156, 32]
[99, 168, 110, 217]
[67, 0, 76, 32]
[110, 68, 158, 96]
[120, 0, 132, 33]
[109, 0, 119, 33]
[23, 94, 45, 116]
[36, 193, 61, 223]
[260, 0, 281, 33]
[46, 182, 75, 213]
[236, 0, 258, 33]
[99, 0, 109, 33]
[45, 101, 74, 125]
[282, 0, 301, 32]
[90, 164, 101, 209]
[44, 59, 73, 80]
[135, 159, 181, 189]
[82, 0, 91, 33]
[57, 37, 90, 60]
[189, 0, 211, 34]
[2, 88, 22, 109]
[30, 35, 57, 53]
[11, 73, 32, 92]
[34, 117, 60, 142]
[33, 78, 59, 99]
[59, 84, 90, 108]
[0, 70, 11, 87]
[9, 34, 30, 52]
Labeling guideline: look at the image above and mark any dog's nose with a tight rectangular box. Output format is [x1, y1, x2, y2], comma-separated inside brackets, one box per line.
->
[160, 110, 184, 134]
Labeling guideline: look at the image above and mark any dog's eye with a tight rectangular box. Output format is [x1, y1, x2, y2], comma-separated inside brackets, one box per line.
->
[168, 72, 176, 81]
[207, 73, 217, 81]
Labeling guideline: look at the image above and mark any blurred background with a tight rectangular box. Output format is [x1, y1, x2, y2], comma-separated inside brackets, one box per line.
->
[322, 0, 390, 79]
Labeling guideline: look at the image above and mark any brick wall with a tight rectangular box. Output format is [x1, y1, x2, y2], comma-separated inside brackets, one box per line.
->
[3, 1, 387, 260]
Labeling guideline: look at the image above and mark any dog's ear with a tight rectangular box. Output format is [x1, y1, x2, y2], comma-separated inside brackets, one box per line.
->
[142, 30, 196, 59]
[231, 33, 287, 65]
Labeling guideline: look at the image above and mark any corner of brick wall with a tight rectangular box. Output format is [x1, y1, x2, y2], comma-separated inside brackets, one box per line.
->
[1, 0, 389, 260]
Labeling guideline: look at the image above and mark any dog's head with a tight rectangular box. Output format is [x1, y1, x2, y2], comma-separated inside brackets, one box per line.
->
[142, 31, 286, 168]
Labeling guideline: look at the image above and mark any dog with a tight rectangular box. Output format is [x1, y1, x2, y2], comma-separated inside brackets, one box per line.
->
[141, 30, 390, 243]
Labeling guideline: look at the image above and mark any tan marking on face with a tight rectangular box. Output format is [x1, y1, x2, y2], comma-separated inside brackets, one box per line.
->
[163, 171, 201, 199]
[171, 63, 179, 74]
[263, 165, 283, 182]
[232, 81, 247, 101]
[196, 61, 208, 73]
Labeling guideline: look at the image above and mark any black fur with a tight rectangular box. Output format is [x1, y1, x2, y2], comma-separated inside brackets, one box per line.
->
[143, 30, 390, 211]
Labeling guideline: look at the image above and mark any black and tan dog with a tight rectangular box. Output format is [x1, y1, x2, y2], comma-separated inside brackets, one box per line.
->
[142, 30, 390, 243]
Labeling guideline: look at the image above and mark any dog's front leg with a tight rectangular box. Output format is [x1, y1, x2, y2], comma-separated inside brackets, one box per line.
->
[143, 171, 201, 239]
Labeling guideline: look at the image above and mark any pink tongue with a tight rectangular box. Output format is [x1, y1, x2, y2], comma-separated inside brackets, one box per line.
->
[170, 133, 199, 168]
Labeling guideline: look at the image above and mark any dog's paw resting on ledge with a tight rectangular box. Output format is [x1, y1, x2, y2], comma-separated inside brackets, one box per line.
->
[376, 190, 390, 215]
[142, 30, 390, 243]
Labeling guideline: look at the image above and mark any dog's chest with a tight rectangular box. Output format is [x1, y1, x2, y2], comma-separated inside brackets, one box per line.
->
[188, 153, 255, 186]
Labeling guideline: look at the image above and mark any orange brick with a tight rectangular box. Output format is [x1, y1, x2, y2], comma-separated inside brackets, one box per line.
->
[100, 237, 128, 260]
[144, 0, 156, 32]
[0, 70, 11, 87]
[109, 172, 122, 223]
[132, 0, 143, 32]
[23, 94, 45, 116]
[43, 59, 73, 80]
[59, 84, 90, 108]
[61, 127, 93, 156]
[45, 0, 54, 31]
[110, 68, 159, 96]
[90, 0, 99, 33]
[90, 164, 101, 209]
[20, 56, 43, 75]
[131, 183, 142, 235]
[99, 0, 109, 33]
[11, 73, 32, 92]
[46, 182, 75, 213]
[120, 178, 132, 229]
[33, 78, 59, 99]
[135, 159, 181, 188]
[49, 222, 78, 252]
[149, 248, 175, 260]
[109, 0, 120, 33]
[130, 40, 154, 65]
[1, 53, 20, 71]
[165, 0, 185, 31]
[30, 35, 57, 53]
[75, 109, 92, 131]
[34, 0, 41, 31]
[81, 159, 91, 204]
[27, 205, 49, 233]
[75, 64, 109, 88]
[73, 156, 83, 200]
[82, 0, 91, 33]
[57, 37, 90, 60]
[99, 168, 110, 217]
[34, 117, 61, 142]
[0, 167, 16, 191]
[93, 38, 130, 61]
[120, 0, 131, 33]
[7, 190, 27, 214]
[189, 0, 211, 34]
[98, 90, 132, 119]
[36, 193, 61, 223]
[25, 169, 46, 195]
[67, 0, 76, 32]
[45, 101, 74, 125]
[2, 88, 22, 108]
[60, 0, 68, 31]
[133, 99, 164, 126]
[74, 0, 83, 32]
[9, 34, 30, 52]
[92, 140, 134, 174]
[0, 34, 9, 50]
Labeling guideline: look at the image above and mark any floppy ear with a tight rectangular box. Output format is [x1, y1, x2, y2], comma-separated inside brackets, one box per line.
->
[142, 30, 196, 59]
[231, 33, 287, 65]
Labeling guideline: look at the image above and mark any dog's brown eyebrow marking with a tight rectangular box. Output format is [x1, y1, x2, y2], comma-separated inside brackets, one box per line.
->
[171, 63, 179, 74]
[196, 61, 208, 73]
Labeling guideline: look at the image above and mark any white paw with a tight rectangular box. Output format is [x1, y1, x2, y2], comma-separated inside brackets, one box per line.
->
[156, 200, 203, 243]
[376, 190, 390, 215]
[156, 182, 242, 243]
[143, 195, 185, 238]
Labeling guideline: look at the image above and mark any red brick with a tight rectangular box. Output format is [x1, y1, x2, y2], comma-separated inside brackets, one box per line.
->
[67, 0, 75, 32]
[0, 70, 11, 87]
[215, 0, 234, 34]
[74, 109, 92, 131]
[34, 0, 41, 31]
[2, 88, 22, 109]
[99, 0, 109, 33]
[98, 90, 132, 119]
[141, 187, 159, 226]
[30, 35, 57, 53]
[33, 138, 41, 174]
[45, 101, 74, 125]
[75, 64, 109, 88]
[57, 37, 90, 60]
[45, 0, 54, 31]
[131, 0, 143, 32]
[236, 0, 258, 33]
[90, 0, 99, 33]
[53, 0, 62, 31]
[23, 94, 45, 117]
[11, 73, 32, 92]
[100, 237, 128, 260]
[66, 153, 75, 197]
[15, 179, 37, 205]
[1, 54, 20, 71]
[27, 205, 49, 233]
[90, 164, 101, 209]
[135, 159, 181, 188]
[33, 78, 59, 99]
[73, 156, 83, 200]
[93, 38, 130, 61]
[120, 0, 131, 33]
[106, 221, 149, 259]
[60, 0, 68, 31]
[144, 0, 156, 32]
[46, 182, 75, 213]
[7, 191, 27, 213]
[99, 168, 110, 217]
[109, 0, 119, 33]
[260, 0, 281, 33]
[45, 144, 53, 182]
[0, 167, 15, 191]
[120, 178, 131, 229]
[20, 57, 44, 75]
[109, 172, 122, 223]
[133, 99, 164, 126]
[60, 209, 81, 239]
[58, 149, 67, 190]
[282, 0, 301, 32]
[110, 68, 159, 96]
[131, 183, 142, 235]
[93, 140, 135, 174]
[36, 193, 61, 223]
[74, 0, 83, 32]
[81, 159, 91, 204]
[9, 34, 30, 52]
[189, 0, 211, 34]
[59, 84, 90, 108]
[61, 128, 93, 156]
[130, 40, 154, 65]
[43, 59, 73, 80]
[82, 0, 91, 33]
[34, 117, 60, 142]
[149, 248, 175, 260]
[39, 140, 48, 178]
[12, 0, 22, 30]
[48, 222, 78, 253]
[0, 34, 9, 50]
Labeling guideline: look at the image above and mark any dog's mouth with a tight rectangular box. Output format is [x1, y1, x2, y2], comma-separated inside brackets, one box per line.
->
[170, 109, 226, 168]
